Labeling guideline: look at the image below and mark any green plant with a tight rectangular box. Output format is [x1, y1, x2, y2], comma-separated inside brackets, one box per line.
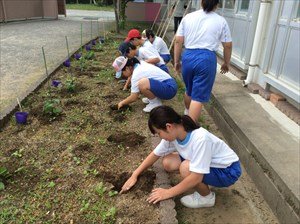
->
[65, 77, 76, 92]
[95, 182, 107, 197]
[101, 207, 116, 223]
[43, 99, 62, 117]
[108, 190, 118, 197]
[11, 148, 23, 158]
[85, 50, 95, 60]
[0, 167, 10, 190]
[79, 56, 87, 71]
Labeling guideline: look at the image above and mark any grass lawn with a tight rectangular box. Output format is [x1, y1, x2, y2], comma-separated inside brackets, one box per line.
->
[66, 3, 114, 11]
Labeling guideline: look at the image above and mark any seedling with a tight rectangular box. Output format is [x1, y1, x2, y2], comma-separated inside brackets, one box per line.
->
[48, 181, 55, 188]
[108, 191, 118, 197]
[43, 99, 62, 117]
[0, 167, 10, 190]
[12, 148, 24, 158]
[95, 182, 107, 196]
[85, 51, 95, 60]
[65, 77, 76, 92]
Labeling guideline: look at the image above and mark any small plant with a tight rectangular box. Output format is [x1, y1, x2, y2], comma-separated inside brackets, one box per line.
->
[95, 182, 107, 197]
[108, 190, 118, 197]
[43, 99, 62, 117]
[12, 148, 24, 158]
[78, 56, 87, 71]
[48, 181, 55, 188]
[0, 167, 10, 190]
[74, 53, 82, 60]
[85, 45, 91, 51]
[101, 207, 116, 223]
[85, 50, 95, 60]
[65, 77, 76, 92]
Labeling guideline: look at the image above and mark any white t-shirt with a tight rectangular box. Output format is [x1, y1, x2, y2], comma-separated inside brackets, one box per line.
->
[131, 61, 172, 93]
[153, 128, 239, 174]
[152, 36, 170, 55]
[138, 40, 165, 66]
[176, 9, 232, 51]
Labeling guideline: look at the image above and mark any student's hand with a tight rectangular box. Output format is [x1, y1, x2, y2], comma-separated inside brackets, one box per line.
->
[120, 175, 138, 194]
[117, 102, 124, 110]
[146, 188, 171, 204]
[174, 62, 181, 72]
[220, 63, 229, 74]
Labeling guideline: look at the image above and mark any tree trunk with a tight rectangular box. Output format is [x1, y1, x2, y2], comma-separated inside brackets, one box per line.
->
[113, 0, 120, 33]
[76, 0, 79, 4]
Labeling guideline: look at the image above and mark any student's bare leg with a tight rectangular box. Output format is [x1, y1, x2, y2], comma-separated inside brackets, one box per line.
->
[138, 78, 155, 99]
[184, 93, 191, 110]
[162, 153, 181, 172]
[179, 160, 210, 196]
[188, 100, 203, 123]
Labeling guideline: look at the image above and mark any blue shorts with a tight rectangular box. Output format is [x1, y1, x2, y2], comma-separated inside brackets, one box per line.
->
[179, 155, 241, 188]
[156, 64, 169, 74]
[149, 78, 177, 100]
[203, 161, 241, 187]
[160, 54, 171, 64]
[182, 49, 217, 103]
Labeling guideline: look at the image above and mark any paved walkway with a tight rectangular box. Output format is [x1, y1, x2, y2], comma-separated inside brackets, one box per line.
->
[0, 10, 115, 120]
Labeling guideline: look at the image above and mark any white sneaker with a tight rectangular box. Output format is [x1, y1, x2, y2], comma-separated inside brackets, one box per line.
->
[143, 98, 162, 113]
[180, 191, 215, 208]
[142, 97, 150, 104]
[184, 108, 189, 115]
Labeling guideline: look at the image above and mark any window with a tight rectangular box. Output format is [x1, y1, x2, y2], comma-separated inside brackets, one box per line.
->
[224, 0, 235, 9]
[239, 0, 250, 11]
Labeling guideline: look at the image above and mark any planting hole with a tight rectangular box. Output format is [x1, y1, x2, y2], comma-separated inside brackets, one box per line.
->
[107, 131, 145, 147]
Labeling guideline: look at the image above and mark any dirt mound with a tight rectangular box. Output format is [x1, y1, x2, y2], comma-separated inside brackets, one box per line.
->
[107, 131, 146, 147]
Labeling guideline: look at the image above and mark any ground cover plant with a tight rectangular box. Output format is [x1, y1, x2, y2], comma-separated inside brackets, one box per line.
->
[0, 32, 164, 223]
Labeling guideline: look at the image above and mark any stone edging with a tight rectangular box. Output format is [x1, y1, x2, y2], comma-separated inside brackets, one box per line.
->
[151, 136, 178, 224]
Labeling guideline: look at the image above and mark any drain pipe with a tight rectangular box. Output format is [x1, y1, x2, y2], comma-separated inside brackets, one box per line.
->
[243, 0, 271, 87]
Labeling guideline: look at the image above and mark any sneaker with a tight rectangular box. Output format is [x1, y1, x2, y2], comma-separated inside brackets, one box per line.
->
[142, 97, 150, 104]
[180, 191, 215, 208]
[184, 108, 189, 115]
[143, 98, 162, 113]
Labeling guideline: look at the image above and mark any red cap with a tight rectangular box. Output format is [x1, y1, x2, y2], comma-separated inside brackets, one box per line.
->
[125, 29, 141, 42]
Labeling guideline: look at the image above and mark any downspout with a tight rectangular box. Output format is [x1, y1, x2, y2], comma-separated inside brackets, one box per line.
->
[243, 0, 272, 86]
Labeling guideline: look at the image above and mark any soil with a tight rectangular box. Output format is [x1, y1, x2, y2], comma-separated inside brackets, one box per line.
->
[0, 32, 160, 223]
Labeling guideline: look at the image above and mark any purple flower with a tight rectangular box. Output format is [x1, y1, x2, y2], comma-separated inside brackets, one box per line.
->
[63, 59, 71, 67]
[52, 80, 61, 87]
[85, 45, 91, 51]
[74, 53, 81, 60]
[92, 40, 96, 45]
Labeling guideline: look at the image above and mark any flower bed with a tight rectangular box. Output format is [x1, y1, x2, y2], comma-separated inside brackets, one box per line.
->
[0, 35, 163, 223]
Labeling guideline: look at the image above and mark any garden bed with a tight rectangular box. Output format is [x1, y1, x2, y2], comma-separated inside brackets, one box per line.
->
[0, 34, 165, 223]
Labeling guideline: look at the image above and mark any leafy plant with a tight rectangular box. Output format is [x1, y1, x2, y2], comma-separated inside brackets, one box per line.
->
[65, 77, 76, 92]
[108, 190, 118, 197]
[0, 167, 10, 190]
[85, 50, 95, 60]
[95, 182, 107, 197]
[12, 148, 24, 158]
[43, 99, 62, 117]
[101, 207, 116, 223]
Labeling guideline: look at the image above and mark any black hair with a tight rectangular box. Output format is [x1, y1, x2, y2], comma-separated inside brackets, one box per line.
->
[124, 42, 137, 55]
[202, 0, 219, 13]
[145, 29, 155, 39]
[122, 57, 140, 71]
[148, 105, 200, 134]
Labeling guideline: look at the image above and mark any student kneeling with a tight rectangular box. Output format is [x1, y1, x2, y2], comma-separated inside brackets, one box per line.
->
[112, 56, 177, 113]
